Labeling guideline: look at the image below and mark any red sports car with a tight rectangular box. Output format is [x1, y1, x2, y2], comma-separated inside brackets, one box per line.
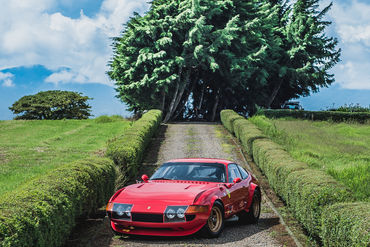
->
[106, 158, 261, 238]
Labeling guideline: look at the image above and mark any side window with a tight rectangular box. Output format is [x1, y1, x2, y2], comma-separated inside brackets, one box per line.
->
[228, 164, 242, 183]
[237, 165, 249, 179]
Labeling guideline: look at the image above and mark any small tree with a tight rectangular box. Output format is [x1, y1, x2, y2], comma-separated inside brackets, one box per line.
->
[9, 90, 92, 120]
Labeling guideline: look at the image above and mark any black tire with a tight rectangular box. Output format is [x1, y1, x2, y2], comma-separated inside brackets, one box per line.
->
[201, 201, 225, 238]
[238, 189, 261, 224]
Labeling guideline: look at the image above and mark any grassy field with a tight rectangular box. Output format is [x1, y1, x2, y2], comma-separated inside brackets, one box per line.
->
[0, 116, 130, 196]
[249, 116, 370, 201]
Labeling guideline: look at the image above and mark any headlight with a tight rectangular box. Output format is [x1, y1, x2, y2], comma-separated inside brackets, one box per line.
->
[112, 203, 133, 220]
[164, 206, 188, 222]
[177, 207, 185, 218]
[166, 208, 176, 219]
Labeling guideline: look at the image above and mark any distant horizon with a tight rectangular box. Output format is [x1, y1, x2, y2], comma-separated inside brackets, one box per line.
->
[1, 0, 369, 120]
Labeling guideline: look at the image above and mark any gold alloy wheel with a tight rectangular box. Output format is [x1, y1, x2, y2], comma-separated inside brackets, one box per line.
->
[252, 194, 260, 218]
[208, 206, 223, 233]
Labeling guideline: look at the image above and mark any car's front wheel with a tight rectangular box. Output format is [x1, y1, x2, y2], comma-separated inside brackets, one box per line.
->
[201, 201, 224, 238]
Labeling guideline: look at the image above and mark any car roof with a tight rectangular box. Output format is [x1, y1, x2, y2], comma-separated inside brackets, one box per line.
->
[165, 158, 232, 165]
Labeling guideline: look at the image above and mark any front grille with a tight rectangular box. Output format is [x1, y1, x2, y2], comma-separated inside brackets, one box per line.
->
[132, 213, 163, 223]
[129, 213, 196, 223]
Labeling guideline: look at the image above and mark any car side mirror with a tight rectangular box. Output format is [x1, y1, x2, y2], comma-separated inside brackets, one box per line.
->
[141, 174, 149, 183]
[233, 177, 241, 184]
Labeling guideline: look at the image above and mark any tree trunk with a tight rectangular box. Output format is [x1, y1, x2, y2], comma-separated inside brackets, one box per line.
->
[164, 82, 180, 123]
[160, 90, 166, 112]
[266, 79, 283, 108]
[164, 68, 191, 123]
[196, 83, 205, 119]
[172, 77, 196, 120]
[169, 70, 190, 121]
[211, 90, 220, 122]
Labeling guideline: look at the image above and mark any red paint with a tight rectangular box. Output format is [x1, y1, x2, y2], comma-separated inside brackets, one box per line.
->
[107, 158, 259, 236]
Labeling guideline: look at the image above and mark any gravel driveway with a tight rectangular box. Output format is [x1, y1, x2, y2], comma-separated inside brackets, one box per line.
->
[65, 123, 297, 247]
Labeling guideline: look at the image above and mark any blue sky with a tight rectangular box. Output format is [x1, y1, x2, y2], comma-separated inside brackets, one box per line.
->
[0, 0, 369, 120]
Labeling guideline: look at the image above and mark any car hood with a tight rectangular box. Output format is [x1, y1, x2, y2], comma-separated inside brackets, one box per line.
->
[114, 181, 218, 206]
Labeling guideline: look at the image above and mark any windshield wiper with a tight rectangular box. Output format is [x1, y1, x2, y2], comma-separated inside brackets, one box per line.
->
[151, 177, 171, 180]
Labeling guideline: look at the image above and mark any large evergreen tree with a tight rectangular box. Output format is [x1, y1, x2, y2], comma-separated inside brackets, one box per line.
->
[108, 0, 340, 122]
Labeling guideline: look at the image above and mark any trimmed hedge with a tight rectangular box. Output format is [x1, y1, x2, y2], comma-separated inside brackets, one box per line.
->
[220, 110, 244, 134]
[252, 138, 352, 236]
[0, 157, 115, 247]
[106, 110, 162, 184]
[284, 169, 352, 237]
[321, 202, 370, 247]
[259, 109, 370, 123]
[220, 110, 369, 246]
[252, 139, 308, 197]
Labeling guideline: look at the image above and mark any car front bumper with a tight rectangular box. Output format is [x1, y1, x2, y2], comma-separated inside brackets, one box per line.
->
[110, 213, 208, 236]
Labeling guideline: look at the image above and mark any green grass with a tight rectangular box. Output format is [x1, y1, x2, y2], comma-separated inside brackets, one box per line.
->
[0, 117, 130, 196]
[249, 116, 370, 201]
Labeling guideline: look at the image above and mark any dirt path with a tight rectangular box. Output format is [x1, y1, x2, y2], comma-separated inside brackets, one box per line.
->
[65, 123, 298, 247]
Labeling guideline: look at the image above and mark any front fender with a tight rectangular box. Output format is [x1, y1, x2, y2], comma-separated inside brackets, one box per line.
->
[193, 187, 224, 214]
[246, 183, 259, 210]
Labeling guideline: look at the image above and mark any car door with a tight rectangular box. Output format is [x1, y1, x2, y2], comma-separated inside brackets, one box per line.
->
[227, 164, 245, 213]
[237, 164, 250, 210]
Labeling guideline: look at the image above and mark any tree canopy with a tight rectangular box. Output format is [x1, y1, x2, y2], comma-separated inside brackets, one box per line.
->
[108, 0, 340, 122]
[9, 90, 92, 120]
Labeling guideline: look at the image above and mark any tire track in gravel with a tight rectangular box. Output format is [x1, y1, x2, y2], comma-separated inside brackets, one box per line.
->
[65, 123, 298, 247]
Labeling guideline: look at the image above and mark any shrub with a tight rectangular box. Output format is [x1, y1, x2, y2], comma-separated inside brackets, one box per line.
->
[95, 115, 113, 123]
[252, 138, 352, 236]
[330, 103, 370, 113]
[0, 157, 115, 247]
[236, 121, 266, 156]
[259, 109, 370, 123]
[283, 169, 352, 237]
[220, 110, 359, 245]
[321, 202, 370, 247]
[220, 110, 244, 134]
[221, 110, 266, 156]
[252, 139, 308, 197]
[95, 115, 125, 123]
[106, 110, 162, 185]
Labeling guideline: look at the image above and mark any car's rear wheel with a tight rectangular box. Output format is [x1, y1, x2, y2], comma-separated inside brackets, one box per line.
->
[238, 189, 261, 224]
[201, 201, 224, 238]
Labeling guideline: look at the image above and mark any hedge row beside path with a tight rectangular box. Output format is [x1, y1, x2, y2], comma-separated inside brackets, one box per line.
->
[220, 110, 266, 155]
[260, 109, 370, 123]
[321, 202, 370, 247]
[106, 110, 162, 185]
[220, 109, 244, 134]
[0, 157, 115, 247]
[220, 109, 369, 246]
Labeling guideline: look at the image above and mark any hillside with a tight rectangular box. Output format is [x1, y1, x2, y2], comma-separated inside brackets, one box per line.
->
[0, 118, 130, 196]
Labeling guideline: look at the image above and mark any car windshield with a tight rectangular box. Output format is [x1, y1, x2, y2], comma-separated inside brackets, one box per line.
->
[150, 162, 226, 183]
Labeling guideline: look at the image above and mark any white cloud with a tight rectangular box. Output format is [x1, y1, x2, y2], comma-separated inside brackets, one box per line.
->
[0, 0, 150, 85]
[336, 62, 370, 89]
[0, 72, 15, 87]
[331, 0, 370, 46]
[327, 0, 370, 90]
[2, 79, 15, 87]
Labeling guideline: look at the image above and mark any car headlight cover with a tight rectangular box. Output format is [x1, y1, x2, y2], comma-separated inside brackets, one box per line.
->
[177, 207, 185, 218]
[166, 208, 176, 219]
[164, 206, 188, 222]
[112, 203, 133, 220]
